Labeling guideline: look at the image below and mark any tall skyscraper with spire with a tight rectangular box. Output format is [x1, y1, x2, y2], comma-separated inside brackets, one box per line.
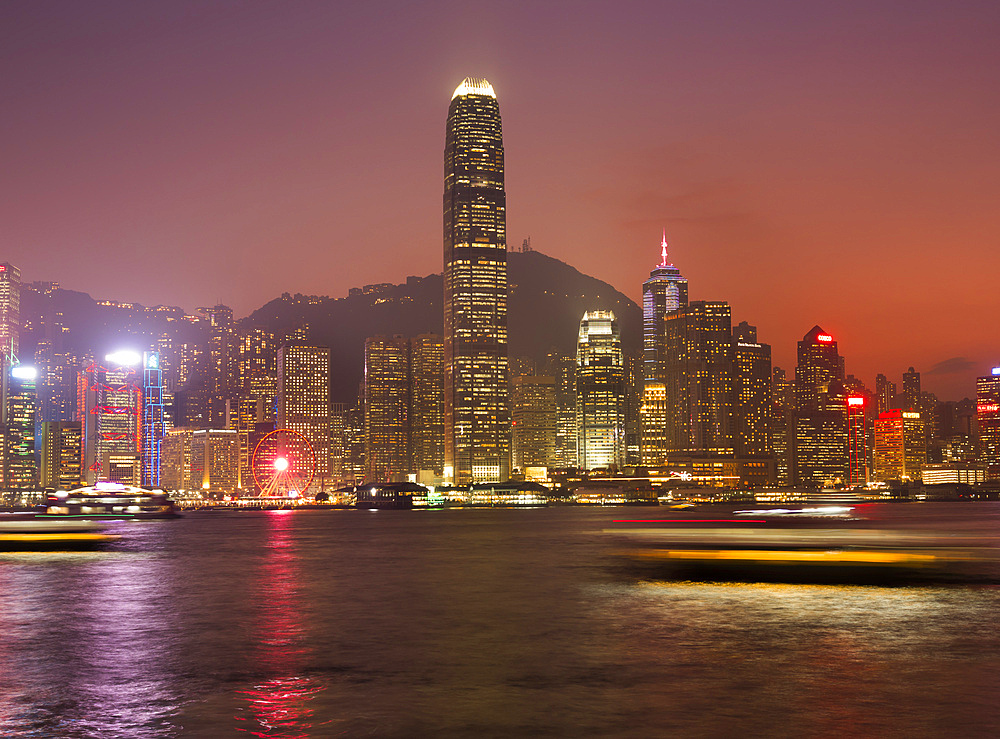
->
[642, 232, 688, 383]
[443, 77, 509, 485]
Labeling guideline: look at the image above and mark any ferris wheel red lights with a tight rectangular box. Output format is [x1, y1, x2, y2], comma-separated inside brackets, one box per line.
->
[250, 429, 317, 498]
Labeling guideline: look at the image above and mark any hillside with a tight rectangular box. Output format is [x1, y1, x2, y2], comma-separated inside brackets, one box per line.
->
[248, 250, 641, 402]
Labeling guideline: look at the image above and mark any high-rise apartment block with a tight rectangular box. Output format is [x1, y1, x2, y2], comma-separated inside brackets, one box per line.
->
[443, 77, 509, 485]
[576, 311, 626, 470]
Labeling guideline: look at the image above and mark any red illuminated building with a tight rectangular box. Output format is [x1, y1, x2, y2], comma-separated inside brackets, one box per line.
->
[847, 395, 866, 485]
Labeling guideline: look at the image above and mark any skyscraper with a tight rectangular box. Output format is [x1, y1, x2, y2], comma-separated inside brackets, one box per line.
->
[83, 352, 142, 485]
[5, 365, 37, 490]
[902, 366, 921, 411]
[443, 77, 509, 485]
[792, 326, 848, 486]
[847, 395, 867, 485]
[662, 301, 734, 456]
[642, 232, 688, 383]
[276, 343, 330, 492]
[409, 334, 445, 477]
[977, 367, 1000, 470]
[142, 351, 166, 488]
[0, 262, 21, 363]
[731, 321, 772, 458]
[576, 311, 626, 470]
[364, 335, 410, 482]
[511, 375, 557, 471]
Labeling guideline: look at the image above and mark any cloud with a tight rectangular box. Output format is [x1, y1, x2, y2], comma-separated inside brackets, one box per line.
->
[925, 357, 975, 375]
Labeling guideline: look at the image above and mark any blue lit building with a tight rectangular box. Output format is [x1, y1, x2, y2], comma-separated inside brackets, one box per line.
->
[142, 351, 165, 487]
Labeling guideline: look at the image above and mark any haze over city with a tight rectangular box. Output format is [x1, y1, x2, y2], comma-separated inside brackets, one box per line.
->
[4, 1, 998, 398]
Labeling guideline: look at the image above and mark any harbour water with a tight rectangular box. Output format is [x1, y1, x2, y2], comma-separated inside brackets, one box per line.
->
[1, 505, 999, 737]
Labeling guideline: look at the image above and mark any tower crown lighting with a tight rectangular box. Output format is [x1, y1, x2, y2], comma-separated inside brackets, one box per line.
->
[106, 350, 141, 366]
[452, 77, 496, 99]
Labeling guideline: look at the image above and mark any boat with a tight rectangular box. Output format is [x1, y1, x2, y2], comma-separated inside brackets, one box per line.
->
[0, 516, 121, 551]
[609, 504, 1000, 582]
[38, 482, 180, 519]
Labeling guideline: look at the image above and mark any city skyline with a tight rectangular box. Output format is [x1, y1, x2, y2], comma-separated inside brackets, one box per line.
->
[2, 3, 998, 402]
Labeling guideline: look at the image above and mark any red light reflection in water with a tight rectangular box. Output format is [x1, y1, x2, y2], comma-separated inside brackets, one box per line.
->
[235, 512, 325, 737]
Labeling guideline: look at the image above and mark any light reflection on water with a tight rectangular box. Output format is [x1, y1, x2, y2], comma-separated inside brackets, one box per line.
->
[0, 506, 998, 737]
[234, 510, 327, 738]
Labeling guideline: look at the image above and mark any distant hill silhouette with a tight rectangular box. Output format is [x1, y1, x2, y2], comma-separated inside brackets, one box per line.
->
[248, 250, 640, 403]
[20, 250, 640, 404]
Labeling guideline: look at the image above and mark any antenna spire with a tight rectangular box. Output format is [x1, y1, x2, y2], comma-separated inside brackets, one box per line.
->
[660, 229, 669, 266]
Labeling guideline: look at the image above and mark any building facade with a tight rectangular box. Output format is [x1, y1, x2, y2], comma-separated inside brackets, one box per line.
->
[792, 326, 848, 487]
[276, 344, 330, 492]
[576, 311, 626, 470]
[364, 335, 411, 482]
[662, 301, 734, 456]
[511, 375, 557, 471]
[443, 77, 509, 485]
[0, 263, 21, 362]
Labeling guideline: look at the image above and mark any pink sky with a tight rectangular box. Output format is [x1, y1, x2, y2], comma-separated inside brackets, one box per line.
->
[2, 1, 999, 399]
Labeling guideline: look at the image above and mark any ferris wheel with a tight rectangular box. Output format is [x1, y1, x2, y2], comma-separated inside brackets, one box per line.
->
[251, 428, 317, 498]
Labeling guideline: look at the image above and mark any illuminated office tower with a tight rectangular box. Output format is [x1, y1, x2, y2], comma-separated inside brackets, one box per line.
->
[576, 311, 625, 470]
[83, 352, 142, 485]
[364, 335, 411, 482]
[872, 411, 905, 482]
[190, 429, 240, 495]
[976, 367, 1000, 469]
[662, 301, 734, 456]
[0, 262, 21, 362]
[142, 351, 165, 488]
[39, 421, 82, 490]
[623, 354, 642, 466]
[771, 366, 794, 486]
[5, 365, 37, 490]
[731, 322, 771, 458]
[875, 373, 898, 416]
[544, 352, 577, 468]
[276, 343, 330, 492]
[410, 334, 445, 476]
[160, 429, 192, 491]
[872, 410, 926, 482]
[847, 396, 867, 485]
[511, 375, 557, 470]
[161, 428, 239, 495]
[443, 77, 509, 485]
[206, 305, 237, 427]
[642, 231, 688, 383]
[640, 382, 668, 465]
[236, 327, 277, 489]
[902, 366, 921, 411]
[793, 326, 848, 486]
